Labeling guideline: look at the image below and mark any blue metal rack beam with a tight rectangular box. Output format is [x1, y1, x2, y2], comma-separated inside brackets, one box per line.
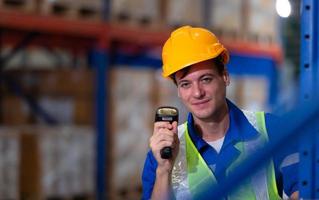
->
[91, 48, 109, 200]
[300, 0, 319, 198]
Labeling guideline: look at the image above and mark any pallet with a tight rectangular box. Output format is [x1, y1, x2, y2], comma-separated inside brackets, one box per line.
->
[0, 0, 37, 13]
[213, 27, 277, 46]
[40, 0, 102, 21]
[110, 0, 161, 28]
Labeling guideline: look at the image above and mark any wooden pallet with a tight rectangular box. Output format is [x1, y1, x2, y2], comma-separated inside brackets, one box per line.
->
[0, 0, 37, 13]
[40, 0, 102, 21]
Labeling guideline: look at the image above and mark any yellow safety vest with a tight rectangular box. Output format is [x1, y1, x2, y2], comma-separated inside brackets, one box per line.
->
[171, 110, 281, 200]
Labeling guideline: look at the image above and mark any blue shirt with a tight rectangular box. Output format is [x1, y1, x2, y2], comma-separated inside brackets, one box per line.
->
[141, 100, 298, 199]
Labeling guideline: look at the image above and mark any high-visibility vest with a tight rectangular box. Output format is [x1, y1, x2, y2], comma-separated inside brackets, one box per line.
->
[171, 110, 281, 200]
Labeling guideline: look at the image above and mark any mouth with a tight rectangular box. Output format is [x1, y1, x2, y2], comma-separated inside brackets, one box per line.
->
[191, 99, 210, 106]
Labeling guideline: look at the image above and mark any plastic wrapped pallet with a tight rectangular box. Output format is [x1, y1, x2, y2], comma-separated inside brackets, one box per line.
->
[111, 0, 160, 26]
[210, 0, 242, 37]
[0, 127, 20, 199]
[37, 126, 95, 197]
[110, 67, 154, 198]
[248, 0, 278, 43]
[226, 76, 268, 111]
[40, 0, 102, 21]
[166, 0, 202, 27]
[240, 76, 268, 111]
[226, 75, 244, 106]
[19, 126, 95, 198]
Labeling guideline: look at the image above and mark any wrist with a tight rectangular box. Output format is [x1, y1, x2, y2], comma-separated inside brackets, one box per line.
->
[156, 166, 172, 177]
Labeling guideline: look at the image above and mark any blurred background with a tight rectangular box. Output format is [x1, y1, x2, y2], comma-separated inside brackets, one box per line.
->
[0, 0, 300, 199]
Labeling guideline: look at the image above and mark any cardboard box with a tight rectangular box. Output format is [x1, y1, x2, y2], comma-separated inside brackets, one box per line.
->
[210, 0, 242, 37]
[19, 127, 42, 200]
[166, 0, 202, 27]
[0, 127, 20, 199]
[19, 126, 95, 199]
[1, 96, 30, 125]
[74, 97, 94, 125]
[248, 0, 278, 43]
[226, 75, 268, 111]
[110, 67, 154, 197]
[40, 0, 102, 21]
[37, 70, 94, 97]
[111, 0, 160, 26]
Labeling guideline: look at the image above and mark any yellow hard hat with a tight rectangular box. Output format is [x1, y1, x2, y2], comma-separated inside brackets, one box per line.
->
[162, 26, 229, 78]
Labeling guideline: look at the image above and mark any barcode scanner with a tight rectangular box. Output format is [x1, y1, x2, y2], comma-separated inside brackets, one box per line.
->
[155, 106, 179, 159]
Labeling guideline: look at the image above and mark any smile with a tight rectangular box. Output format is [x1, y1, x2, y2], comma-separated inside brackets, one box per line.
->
[192, 99, 210, 106]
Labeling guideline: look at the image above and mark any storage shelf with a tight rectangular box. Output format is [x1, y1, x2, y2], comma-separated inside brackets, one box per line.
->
[0, 10, 283, 62]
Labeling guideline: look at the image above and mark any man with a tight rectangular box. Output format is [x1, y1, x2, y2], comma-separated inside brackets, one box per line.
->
[142, 26, 299, 200]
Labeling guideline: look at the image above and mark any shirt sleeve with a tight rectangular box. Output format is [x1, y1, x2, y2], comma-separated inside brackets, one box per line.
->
[265, 113, 299, 196]
[141, 150, 158, 200]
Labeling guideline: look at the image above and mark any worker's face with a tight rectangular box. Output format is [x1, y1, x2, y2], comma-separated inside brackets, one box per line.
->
[175, 60, 229, 121]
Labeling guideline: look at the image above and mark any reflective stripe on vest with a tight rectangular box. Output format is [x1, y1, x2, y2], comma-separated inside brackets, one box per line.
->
[171, 110, 281, 200]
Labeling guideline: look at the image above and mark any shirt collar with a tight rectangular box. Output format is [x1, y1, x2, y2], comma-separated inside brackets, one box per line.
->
[187, 99, 259, 151]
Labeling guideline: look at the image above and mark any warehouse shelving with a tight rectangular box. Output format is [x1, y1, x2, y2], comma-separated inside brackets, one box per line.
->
[0, 10, 283, 58]
[0, 9, 284, 199]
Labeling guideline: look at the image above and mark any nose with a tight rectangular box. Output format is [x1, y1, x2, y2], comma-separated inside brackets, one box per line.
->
[192, 82, 205, 98]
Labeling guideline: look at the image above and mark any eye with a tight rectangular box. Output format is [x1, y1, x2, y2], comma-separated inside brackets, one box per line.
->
[201, 76, 213, 84]
[179, 82, 191, 89]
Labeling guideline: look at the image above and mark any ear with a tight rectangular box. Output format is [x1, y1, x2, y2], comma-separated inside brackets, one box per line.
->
[223, 69, 230, 86]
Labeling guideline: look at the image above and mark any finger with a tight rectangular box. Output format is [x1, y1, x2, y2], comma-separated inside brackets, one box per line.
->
[150, 130, 176, 147]
[171, 121, 178, 134]
[153, 126, 175, 138]
[154, 122, 172, 132]
[151, 131, 174, 146]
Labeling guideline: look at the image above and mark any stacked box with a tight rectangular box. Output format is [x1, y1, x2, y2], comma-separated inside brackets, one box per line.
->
[240, 76, 268, 110]
[36, 96, 75, 124]
[1, 69, 94, 125]
[36, 70, 94, 97]
[110, 67, 154, 199]
[0, 127, 20, 199]
[40, 0, 102, 21]
[166, 0, 202, 27]
[111, 0, 160, 27]
[19, 128, 41, 199]
[19, 126, 95, 198]
[226, 75, 268, 111]
[210, 0, 242, 38]
[0, 0, 37, 13]
[38, 126, 94, 197]
[1, 96, 30, 125]
[248, 0, 278, 43]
